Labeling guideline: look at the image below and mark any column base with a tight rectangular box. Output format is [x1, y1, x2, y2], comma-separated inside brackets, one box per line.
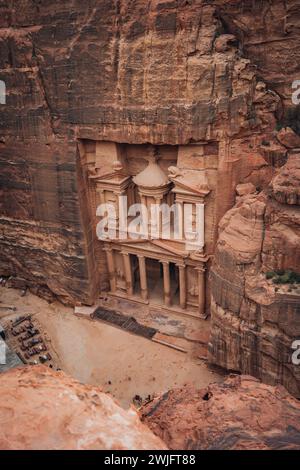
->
[199, 312, 209, 320]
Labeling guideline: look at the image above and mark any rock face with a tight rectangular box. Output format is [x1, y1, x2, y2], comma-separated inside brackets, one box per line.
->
[0, 0, 294, 304]
[212, 0, 300, 109]
[277, 127, 300, 150]
[0, 1, 299, 403]
[209, 153, 300, 397]
[141, 375, 300, 450]
[0, 365, 166, 450]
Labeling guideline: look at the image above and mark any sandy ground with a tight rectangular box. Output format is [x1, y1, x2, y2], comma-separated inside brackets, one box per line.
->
[0, 286, 223, 408]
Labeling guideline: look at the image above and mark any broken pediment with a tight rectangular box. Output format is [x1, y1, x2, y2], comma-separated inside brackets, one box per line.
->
[88, 141, 129, 182]
[168, 166, 210, 198]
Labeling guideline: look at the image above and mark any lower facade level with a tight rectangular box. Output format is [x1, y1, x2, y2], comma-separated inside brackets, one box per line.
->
[103, 240, 208, 319]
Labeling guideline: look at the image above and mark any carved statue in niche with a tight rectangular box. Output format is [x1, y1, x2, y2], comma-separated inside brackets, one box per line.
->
[188, 285, 199, 297]
[168, 166, 182, 179]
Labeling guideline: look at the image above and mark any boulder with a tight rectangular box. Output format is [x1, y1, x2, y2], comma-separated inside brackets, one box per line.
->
[277, 127, 300, 149]
[236, 182, 256, 197]
[141, 375, 300, 450]
[0, 366, 166, 450]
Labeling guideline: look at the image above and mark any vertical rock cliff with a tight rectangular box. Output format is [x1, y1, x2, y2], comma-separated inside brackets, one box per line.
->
[1, 0, 291, 304]
[209, 150, 300, 397]
[0, 1, 300, 395]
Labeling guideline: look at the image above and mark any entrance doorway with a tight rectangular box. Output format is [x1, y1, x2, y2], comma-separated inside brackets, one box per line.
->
[131, 254, 141, 296]
[146, 258, 163, 303]
[170, 262, 179, 306]
[146, 258, 179, 307]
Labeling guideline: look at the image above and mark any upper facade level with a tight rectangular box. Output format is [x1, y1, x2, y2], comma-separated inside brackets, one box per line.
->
[83, 142, 210, 252]
[79, 141, 215, 255]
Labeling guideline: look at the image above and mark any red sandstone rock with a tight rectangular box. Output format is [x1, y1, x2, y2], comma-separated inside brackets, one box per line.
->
[214, 33, 238, 52]
[209, 154, 300, 398]
[277, 128, 300, 149]
[0, 0, 287, 304]
[236, 182, 256, 197]
[0, 0, 299, 407]
[212, 0, 300, 108]
[270, 152, 300, 205]
[0, 366, 166, 450]
[140, 375, 300, 450]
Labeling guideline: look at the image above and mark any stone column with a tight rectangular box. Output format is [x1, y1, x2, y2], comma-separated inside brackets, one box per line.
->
[138, 255, 148, 301]
[98, 188, 105, 206]
[175, 200, 184, 241]
[140, 194, 148, 238]
[177, 264, 187, 309]
[113, 191, 120, 231]
[122, 252, 133, 296]
[197, 266, 206, 319]
[119, 191, 127, 239]
[104, 246, 116, 293]
[154, 196, 162, 239]
[162, 261, 171, 307]
[94, 186, 104, 216]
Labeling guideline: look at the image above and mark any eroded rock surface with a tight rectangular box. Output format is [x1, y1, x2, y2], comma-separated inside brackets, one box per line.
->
[209, 153, 300, 397]
[212, 0, 300, 108]
[0, 0, 292, 304]
[141, 375, 300, 450]
[0, 365, 166, 450]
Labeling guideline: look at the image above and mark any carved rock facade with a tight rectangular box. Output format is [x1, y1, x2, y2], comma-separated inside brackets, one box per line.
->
[0, 0, 289, 305]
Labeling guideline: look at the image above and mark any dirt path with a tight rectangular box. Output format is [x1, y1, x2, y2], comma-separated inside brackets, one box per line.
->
[0, 286, 223, 408]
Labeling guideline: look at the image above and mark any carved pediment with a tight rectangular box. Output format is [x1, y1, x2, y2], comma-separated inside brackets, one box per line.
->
[168, 166, 210, 197]
[110, 238, 190, 258]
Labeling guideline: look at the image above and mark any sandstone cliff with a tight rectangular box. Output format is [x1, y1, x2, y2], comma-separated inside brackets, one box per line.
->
[141, 374, 300, 450]
[213, 0, 300, 105]
[209, 150, 300, 397]
[1, 1, 299, 402]
[0, 0, 294, 304]
[0, 365, 166, 450]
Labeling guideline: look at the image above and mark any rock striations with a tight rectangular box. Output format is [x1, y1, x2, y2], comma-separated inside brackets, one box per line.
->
[0, 0, 299, 400]
[141, 374, 300, 450]
[0, 0, 292, 304]
[209, 151, 300, 398]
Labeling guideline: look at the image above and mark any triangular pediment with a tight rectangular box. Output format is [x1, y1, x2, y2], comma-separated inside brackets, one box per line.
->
[110, 237, 189, 257]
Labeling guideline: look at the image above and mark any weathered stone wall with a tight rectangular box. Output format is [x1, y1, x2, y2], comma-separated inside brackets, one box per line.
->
[0, 1, 296, 304]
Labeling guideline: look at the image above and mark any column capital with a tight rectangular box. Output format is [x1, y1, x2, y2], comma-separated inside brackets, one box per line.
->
[103, 244, 113, 253]
[176, 263, 186, 269]
[196, 265, 206, 273]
